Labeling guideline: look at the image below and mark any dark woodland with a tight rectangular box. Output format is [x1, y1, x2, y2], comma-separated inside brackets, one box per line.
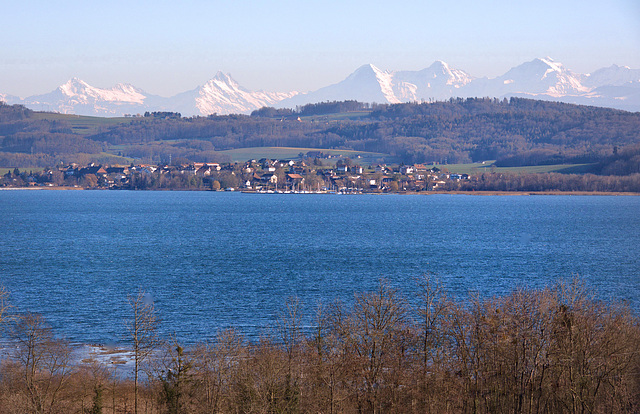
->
[1, 98, 639, 171]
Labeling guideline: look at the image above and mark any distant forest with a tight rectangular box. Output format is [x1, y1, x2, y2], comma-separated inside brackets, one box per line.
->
[0, 98, 639, 174]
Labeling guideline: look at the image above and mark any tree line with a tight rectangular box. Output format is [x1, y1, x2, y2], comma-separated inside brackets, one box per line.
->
[1, 98, 639, 169]
[0, 278, 638, 413]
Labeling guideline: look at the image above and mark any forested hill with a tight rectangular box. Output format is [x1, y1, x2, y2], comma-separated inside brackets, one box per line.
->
[1, 98, 639, 169]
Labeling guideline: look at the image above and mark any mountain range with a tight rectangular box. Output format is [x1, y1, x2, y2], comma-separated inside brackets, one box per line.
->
[2, 57, 639, 116]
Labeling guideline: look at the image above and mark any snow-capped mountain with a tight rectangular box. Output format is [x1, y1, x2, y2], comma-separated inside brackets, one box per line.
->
[583, 64, 640, 88]
[278, 64, 401, 108]
[280, 57, 640, 112]
[8, 74, 297, 117]
[462, 58, 640, 112]
[23, 78, 153, 116]
[393, 61, 474, 101]
[164, 72, 297, 116]
[0, 93, 23, 106]
[463, 57, 588, 98]
[278, 62, 474, 108]
[2, 58, 640, 115]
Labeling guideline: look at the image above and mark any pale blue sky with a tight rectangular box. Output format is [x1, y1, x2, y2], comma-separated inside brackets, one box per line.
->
[1, 0, 639, 97]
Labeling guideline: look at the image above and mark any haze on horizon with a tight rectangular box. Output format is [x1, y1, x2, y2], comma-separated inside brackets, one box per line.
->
[2, 0, 639, 98]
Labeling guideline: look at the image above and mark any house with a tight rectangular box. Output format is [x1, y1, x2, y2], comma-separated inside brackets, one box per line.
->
[194, 162, 221, 171]
[432, 180, 447, 189]
[196, 165, 212, 176]
[286, 173, 304, 188]
[78, 165, 107, 178]
[137, 164, 158, 174]
[106, 166, 129, 175]
[286, 173, 304, 182]
[400, 165, 414, 175]
[260, 173, 278, 185]
[374, 164, 389, 174]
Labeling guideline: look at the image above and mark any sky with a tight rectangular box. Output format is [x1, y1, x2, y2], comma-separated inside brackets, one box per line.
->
[1, 0, 639, 98]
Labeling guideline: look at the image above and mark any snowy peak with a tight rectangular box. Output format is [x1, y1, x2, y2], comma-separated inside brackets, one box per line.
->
[59, 77, 91, 96]
[497, 57, 588, 96]
[0, 92, 22, 105]
[209, 71, 241, 89]
[192, 72, 296, 116]
[350, 63, 379, 76]
[53, 78, 147, 104]
[346, 64, 397, 101]
[584, 64, 640, 88]
[426, 60, 472, 84]
[503, 57, 564, 81]
[279, 61, 475, 107]
[23, 78, 151, 115]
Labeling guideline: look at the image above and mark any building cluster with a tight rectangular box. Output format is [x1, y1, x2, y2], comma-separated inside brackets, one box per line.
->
[7, 159, 471, 192]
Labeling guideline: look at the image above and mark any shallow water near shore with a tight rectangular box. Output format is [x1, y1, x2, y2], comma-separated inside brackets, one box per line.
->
[1, 190, 639, 345]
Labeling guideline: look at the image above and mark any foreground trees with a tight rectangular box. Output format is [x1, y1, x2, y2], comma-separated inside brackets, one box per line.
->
[126, 290, 160, 414]
[0, 280, 639, 413]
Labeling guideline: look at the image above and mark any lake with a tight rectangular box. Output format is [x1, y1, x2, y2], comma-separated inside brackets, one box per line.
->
[1, 190, 639, 345]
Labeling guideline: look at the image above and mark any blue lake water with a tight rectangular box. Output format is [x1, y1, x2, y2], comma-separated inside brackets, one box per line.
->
[1, 190, 639, 345]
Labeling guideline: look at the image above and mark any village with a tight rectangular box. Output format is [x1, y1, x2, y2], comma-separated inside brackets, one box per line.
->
[2, 157, 472, 193]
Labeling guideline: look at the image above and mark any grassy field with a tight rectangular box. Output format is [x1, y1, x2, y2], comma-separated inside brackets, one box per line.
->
[219, 146, 394, 164]
[439, 161, 596, 175]
[299, 111, 373, 121]
[0, 167, 43, 175]
[31, 112, 139, 135]
[95, 152, 136, 164]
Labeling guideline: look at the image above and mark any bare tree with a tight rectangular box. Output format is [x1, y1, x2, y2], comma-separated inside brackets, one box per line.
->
[0, 285, 14, 331]
[11, 313, 73, 414]
[329, 280, 409, 413]
[125, 290, 160, 414]
[193, 329, 246, 412]
[277, 296, 303, 402]
[413, 273, 450, 410]
[304, 302, 349, 414]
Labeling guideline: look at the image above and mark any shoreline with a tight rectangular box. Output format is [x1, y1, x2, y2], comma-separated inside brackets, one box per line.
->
[408, 190, 640, 196]
[2, 186, 639, 196]
[0, 186, 84, 191]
